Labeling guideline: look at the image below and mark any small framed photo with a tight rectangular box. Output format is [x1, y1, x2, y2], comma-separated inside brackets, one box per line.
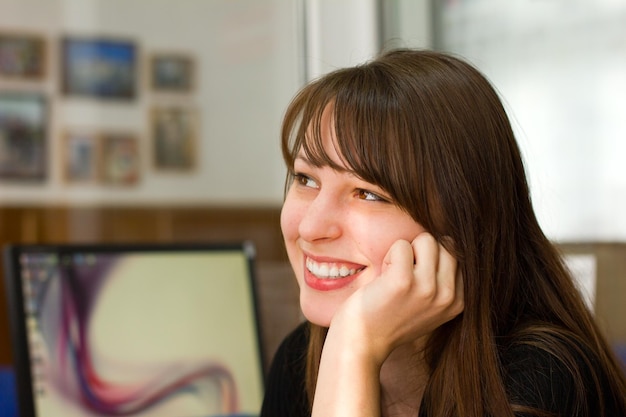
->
[0, 32, 46, 79]
[61, 36, 137, 100]
[62, 130, 100, 183]
[150, 53, 194, 92]
[100, 132, 140, 185]
[151, 106, 198, 171]
[0, 91, 47, 181]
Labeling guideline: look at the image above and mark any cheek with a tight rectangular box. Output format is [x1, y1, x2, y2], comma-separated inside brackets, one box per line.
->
[279, 206, 289, 239]
[359, 220, 425, 273]
[363, 241, 393, 275]
[349, 223, 394, 271]
[280, 197, 300, 243]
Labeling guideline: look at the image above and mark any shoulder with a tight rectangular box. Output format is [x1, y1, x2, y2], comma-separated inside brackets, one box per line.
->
[502, 341, 577, 410]
[260, 322, 309, 417]
[279, 321, 310, 355]
[269, 321, 309, 373]
[266, 320, 309, 378]
[500, 330, 622, 416]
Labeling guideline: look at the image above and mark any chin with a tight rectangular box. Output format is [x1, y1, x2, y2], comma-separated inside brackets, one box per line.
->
[299, 296, 335, 328]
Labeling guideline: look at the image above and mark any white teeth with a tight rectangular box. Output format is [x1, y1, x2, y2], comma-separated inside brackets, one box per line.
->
[306, 258, 361, 279]
[329, 265, 339, 276]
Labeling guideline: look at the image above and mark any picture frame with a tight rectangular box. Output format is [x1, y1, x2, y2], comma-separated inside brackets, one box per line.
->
[0, 32, 46, 79]
[100, 132, 140, 185]
[62, 130, 100, 183]
[149, 53, 194, 92]
[61, 36, 137, 100]
[151, 106, 198, 171]
[0, 91, 47, 181]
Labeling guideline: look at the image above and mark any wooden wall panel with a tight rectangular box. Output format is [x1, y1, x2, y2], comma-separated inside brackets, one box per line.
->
[168, 208, 286, 262]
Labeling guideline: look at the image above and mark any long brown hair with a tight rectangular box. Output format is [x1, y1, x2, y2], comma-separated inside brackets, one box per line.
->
[281, 49, 626, 416]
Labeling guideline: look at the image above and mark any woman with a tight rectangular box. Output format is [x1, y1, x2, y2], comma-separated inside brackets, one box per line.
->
[261, 49, 626, 417]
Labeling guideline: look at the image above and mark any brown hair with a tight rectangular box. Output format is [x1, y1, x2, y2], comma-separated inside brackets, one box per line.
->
[281, 49, 626, 416]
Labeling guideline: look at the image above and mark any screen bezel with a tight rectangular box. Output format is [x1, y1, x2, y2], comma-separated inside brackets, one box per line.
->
[2, 241, 265, 417]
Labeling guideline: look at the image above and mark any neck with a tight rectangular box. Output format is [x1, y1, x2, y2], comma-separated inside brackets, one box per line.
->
[380, 339, 429, 417]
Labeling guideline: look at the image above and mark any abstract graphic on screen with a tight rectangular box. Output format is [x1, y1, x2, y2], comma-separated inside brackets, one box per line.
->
[17, 249, 263, 417]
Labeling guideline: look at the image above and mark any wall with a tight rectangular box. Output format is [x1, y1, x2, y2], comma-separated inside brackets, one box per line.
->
[304, 0, 379, 80]
[0, 0, 302, 206]
[381, 0, 433, 50]
[433, 0, 626, 242]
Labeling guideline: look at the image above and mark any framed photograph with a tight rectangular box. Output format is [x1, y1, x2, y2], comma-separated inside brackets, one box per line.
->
[100, 132, 140, 185]
[0, 92, 47, 181]
[62, 130, 100, 183]
[61, 37, 137, 100]
[151, 106, 197, 171]
[150, 53, 194, 92]
[0, 32, 46, 79]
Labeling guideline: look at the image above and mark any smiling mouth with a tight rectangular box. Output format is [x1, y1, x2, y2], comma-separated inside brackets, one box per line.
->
[305, 257, 365, 279]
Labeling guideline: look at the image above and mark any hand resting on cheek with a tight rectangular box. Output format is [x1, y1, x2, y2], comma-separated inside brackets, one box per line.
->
[328, 232, 464, 367]
[310, 233, 464, 417]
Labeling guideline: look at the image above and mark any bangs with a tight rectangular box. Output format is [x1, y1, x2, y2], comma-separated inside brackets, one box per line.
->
[281, 65, 408, 195]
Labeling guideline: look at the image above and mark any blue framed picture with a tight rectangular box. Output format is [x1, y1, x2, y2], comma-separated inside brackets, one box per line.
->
[61, 37, 137, 100]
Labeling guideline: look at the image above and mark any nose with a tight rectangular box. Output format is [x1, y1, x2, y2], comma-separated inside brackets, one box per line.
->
[298, 190, 343, 242]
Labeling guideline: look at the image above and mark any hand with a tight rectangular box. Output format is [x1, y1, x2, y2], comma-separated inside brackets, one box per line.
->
[328, 233, 465, 366]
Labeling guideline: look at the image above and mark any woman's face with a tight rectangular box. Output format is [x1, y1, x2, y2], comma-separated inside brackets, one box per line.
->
[280, 111, 426, 327]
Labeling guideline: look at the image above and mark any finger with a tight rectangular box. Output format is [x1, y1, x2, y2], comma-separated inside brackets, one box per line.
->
[376, 239, 416, 300]
[437, 244, 457, 289]
[411, 233, 439, 269]
[436, 243, 461, 309]
[454, 268, 465, 312]
[411, 233, 439, 296]
[383, 239, 414, 275]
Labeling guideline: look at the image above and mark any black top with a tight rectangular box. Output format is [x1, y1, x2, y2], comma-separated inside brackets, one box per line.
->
[260, 322, 623, 417]
[261, 322, 310, 417]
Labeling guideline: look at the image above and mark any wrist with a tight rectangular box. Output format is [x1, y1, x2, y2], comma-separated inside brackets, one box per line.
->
[325, 319, 389, 369]
[313, 324, 383, 417]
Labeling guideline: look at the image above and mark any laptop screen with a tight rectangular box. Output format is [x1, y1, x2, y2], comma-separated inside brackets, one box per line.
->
[3, 242, 264, 417]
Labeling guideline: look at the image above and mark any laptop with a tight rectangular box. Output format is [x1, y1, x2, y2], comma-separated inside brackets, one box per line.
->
[3, 242, 265, 417]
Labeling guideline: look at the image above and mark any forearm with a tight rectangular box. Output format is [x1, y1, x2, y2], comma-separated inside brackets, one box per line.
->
[311, 326, 383, 417]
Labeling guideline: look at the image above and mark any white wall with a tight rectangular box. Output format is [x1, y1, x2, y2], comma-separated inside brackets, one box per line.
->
[303, 0, 433, 80]
[304, 0, 380, 80]
[436, 0, 626, 242]
[381, 0, 433, 50]
[0, 0, 303, 206]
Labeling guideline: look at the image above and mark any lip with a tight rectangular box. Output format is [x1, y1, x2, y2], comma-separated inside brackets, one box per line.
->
[302, 253, 364, 291]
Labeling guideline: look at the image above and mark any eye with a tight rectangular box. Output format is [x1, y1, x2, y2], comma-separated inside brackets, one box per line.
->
[294, 173, 319, 189]
[356, 189, 388, 202]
